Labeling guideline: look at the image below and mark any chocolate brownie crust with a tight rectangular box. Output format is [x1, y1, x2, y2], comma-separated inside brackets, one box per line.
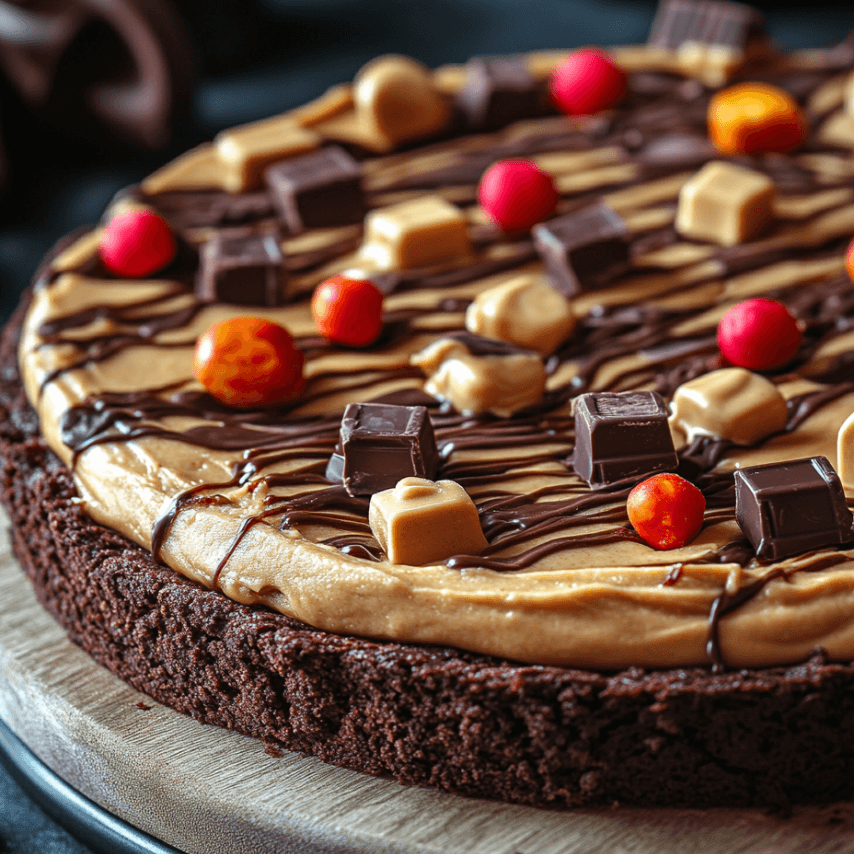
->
[4, 297, 854, 810]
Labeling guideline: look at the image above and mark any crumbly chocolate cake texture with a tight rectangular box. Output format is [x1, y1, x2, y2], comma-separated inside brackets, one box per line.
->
[7, 0, 854, 809]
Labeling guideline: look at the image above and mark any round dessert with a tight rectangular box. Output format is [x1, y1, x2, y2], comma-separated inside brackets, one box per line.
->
[6, 0, 854, 810]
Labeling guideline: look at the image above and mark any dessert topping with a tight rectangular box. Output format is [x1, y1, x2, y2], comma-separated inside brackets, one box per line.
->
[477, 159, 559, 232]
[717, 298, 801, 371]
[264, 146, 365, 234]
[369, 477, 488, 565]
[532, 202, 629, 296]
[572, 391, 678, 486]
[734, 457, 854, 561]
[312, 275, 384, 348]
[360, 195, 471, 270]
[464, 274, 575, 356]
[549, 48, 627, 115]
[708, 82, 806, 155]
[325, 403, 438, 496]
[354, 55, 450, 148]
[675, 161, 775, 246]
[193, 317, 304, 408]
[627, 473, 706, 551]
[412, 334, 546, 417]
[455, 55, 545, 131]
[99, 209, 176, 278]
[197, 229, 287, 306]
[647, 0, 767, 86]
[669, 367, 787, 446]
[214, 119, 321, 193]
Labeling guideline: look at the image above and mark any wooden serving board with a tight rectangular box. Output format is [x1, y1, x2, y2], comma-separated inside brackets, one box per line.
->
[2, 510, 854, 854]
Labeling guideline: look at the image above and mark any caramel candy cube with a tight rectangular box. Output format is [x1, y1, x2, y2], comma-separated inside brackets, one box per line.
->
[465, 274, 575, 356]
[369, 477, 488, 565]
[361, 195, 471, 270]
[836, 410, 854, 490]
[215, 119, 321, 192]
[670, 367, 787, 446]
[676, 161, 774, 246]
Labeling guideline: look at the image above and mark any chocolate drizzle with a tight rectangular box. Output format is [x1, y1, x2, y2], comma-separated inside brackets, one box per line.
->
[30, 40, 854, 670]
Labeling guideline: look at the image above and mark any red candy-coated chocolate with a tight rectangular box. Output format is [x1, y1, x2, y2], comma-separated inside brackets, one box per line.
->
[627, 473, 706, 551]
[549, 48, 627, 116]
[717, 298, 802, 371]
[99, 209, 176, 278]
[193, 317, 304, 408]
[312, 275, 384, 347]
[478, 159, 559, 232]
[846, 237, 854, 283]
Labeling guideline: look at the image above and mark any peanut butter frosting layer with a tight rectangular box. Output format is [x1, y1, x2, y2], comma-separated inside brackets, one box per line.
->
[18, 42, 854, 670]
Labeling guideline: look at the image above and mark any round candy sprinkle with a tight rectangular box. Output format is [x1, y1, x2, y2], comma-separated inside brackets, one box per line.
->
[627, 473, 706, 551]
[477, 159, 559, 232]
[708, 83, 806, 155]
[846, 237, 854, 283]
[549, 48, 627, 116]
[717, 298, 802, 371]
[99, 209, 176, 278]
[193, 317, 304, 408]
[312, 275, 384, 347]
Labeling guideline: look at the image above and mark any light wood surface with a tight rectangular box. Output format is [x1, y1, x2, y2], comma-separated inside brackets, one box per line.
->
[2, 510, 854, 854]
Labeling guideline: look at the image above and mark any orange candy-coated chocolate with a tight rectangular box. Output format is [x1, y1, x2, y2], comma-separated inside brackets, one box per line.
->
[847, 237, 854, 283]
[627, 473, 706, 551]
[708, 83, 806, 155]
[193, 317, 305, 408]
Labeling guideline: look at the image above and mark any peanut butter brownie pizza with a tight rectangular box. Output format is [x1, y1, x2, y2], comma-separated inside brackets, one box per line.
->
[6, 0, 854, 809]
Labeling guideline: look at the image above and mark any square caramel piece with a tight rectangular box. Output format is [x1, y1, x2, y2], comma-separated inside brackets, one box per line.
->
[676, 161, 774, 246]
[361, 195, 471, 270]
[215, 118, 321, 192]
[369, 477, 488, 565]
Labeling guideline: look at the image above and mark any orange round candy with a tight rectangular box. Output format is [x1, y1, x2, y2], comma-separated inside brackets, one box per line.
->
[627, 473, 706, 551]
[846, 237, 854, 283]
[193, 317, 304, 408]
[708, 83, 806, 155]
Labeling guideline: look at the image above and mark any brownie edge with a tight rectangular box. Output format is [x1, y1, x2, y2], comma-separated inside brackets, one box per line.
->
[3, 294, 854, 811]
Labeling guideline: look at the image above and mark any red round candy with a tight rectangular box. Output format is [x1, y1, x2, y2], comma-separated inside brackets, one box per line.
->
[99, 209, 176, 278]
[312, 275, 384, 347]
[193, 317, 304, 408]
[477, 159, 559, 232]
[717, 298, 802, 371]
[549, 48, 627, 116]
[627, 473, 706, 551]
[846, 237, 854, 283]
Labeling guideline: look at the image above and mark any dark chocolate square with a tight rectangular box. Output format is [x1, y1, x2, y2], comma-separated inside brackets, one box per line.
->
[572, 391, 678, 485]
[734, 457, 854, 561]
[647, 0, 764, 52]
[196, 229, 286, 306]
[455, 56, 547, 131]
[265, 146, 365, 234]
[532, 203, 629, 297]
[326, 403, 438, 496]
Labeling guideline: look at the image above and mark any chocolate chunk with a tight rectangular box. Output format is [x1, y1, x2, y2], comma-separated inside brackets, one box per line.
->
[196, 229, 286, 305]
[734, 457, 854, 561]
[532, 203, 629, 297]
[326, 403, 438, 497]
[572, 391, 678, 486]
[647, 0, 764, 52]
[265, 146, 365, 234]
[455, 56, 547, 130]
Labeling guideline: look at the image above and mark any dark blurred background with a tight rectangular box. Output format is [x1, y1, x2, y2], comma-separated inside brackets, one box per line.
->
[0, 1, 851, 852]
